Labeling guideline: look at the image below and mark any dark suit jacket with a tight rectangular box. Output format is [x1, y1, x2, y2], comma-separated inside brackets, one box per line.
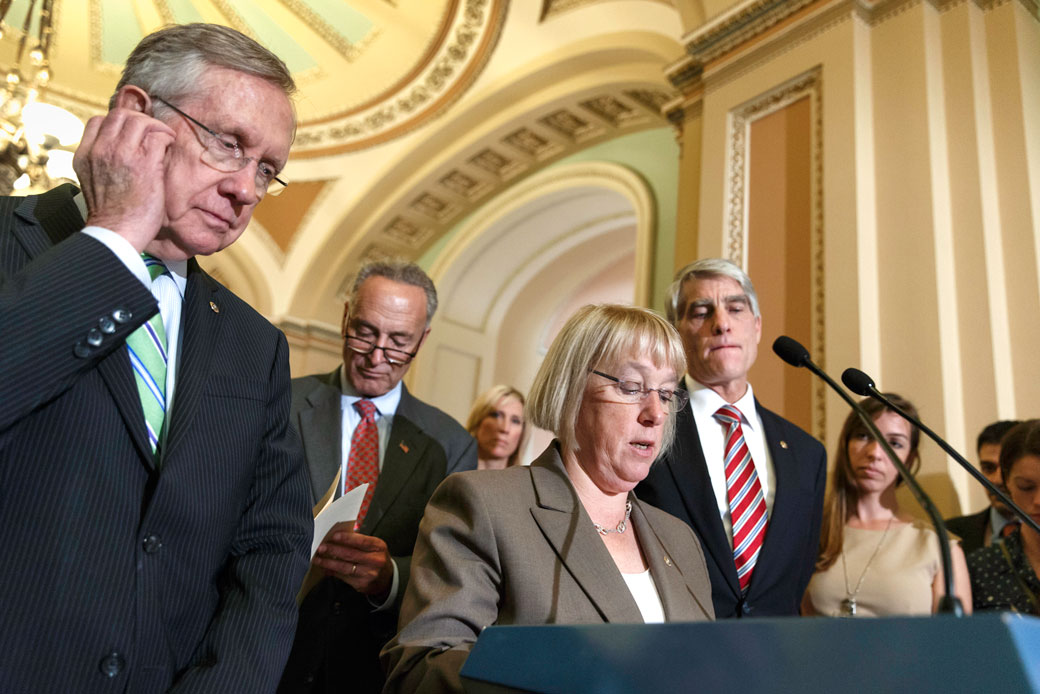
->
[636, 392, 826, 618]
[0, 184, 312, 693]
[279, 371, 477, 694]
[381, 442, 715, 694]
[945, 509, 990, 555]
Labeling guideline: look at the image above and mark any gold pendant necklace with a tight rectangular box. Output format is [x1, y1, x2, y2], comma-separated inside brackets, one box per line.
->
[840, 516, 894, 617]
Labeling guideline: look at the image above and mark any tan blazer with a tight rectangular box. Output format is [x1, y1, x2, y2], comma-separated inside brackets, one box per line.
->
[381, 442, 715, 693]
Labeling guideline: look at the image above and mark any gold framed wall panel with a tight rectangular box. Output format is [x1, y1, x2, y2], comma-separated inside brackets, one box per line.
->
[724, 66, 826, 440]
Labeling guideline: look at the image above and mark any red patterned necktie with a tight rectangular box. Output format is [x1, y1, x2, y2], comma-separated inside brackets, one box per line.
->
[346, 399, 379, 529]
[714, 404, 769, 594]
[1001, 521, 1021, 538]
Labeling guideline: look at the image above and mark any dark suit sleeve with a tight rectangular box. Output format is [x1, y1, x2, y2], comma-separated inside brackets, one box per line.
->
[381, 473, 501, 694]
[796, 435, 827, 608]
[170, 332, 312, 693]
[443, 424, 478, 476]
[0, 232, 156, 433]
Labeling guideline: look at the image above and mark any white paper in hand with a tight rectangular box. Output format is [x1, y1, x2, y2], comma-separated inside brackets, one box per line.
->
[310, 483, 369, 558]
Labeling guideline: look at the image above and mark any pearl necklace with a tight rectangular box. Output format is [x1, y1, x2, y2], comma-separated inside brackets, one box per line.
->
[593, 501, 632, 535]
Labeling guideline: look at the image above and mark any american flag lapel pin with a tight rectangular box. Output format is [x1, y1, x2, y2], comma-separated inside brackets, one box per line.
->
[399, 441, 409, 454]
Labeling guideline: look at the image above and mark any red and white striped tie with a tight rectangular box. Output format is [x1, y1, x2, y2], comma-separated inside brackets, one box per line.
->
[715, 404, 768, 594]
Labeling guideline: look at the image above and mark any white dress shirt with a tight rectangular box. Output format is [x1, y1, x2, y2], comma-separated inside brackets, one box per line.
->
[75, 194, 187, 450]
[337, 366, 403, 484]
[685, 374, 776, 544]
[622, 569, 665, 624]
[989, 507, 1016, 545]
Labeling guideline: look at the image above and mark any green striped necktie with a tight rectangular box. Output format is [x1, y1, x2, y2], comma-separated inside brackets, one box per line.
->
[127, 253, 169, 459]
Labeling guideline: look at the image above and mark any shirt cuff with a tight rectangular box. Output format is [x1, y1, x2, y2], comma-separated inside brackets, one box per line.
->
[80, 226, 150, 287]
[368, 557, 400, 612]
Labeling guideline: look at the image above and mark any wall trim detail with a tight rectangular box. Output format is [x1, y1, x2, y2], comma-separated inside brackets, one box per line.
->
[724, 66, 827, 438]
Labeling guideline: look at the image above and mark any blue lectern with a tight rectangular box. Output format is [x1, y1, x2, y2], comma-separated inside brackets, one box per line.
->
[460, 614, 1040, 693]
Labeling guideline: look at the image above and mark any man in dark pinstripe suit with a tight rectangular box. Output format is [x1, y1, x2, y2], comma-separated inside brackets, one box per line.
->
[0, 25, 311, 693]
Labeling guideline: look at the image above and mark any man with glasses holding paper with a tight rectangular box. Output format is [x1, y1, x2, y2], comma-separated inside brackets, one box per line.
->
[0, 23, 310, 693]
[279, 260, 476, 694]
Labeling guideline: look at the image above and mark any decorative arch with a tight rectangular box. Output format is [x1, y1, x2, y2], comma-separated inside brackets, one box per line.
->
[406, 160, 656, 427]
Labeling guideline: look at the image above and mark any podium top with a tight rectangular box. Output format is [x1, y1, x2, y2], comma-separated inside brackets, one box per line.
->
[461, 614, 1040, 694]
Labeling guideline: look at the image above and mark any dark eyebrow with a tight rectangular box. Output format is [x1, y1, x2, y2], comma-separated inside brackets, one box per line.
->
[350, 318, 414, 341]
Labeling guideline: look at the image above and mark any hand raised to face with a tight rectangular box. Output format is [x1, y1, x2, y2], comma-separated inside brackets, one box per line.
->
[73, 96, 176, 252]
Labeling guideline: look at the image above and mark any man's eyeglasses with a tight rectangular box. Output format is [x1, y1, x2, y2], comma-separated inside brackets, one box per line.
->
[345, 334, 419, 366]
[590, 370, 689, 413]
[152, 96, 288, 197]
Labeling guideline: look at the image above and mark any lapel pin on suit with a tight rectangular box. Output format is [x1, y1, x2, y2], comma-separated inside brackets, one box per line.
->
[398, 441, 409, 454]
[664, 555, 673, 566]
[780, 440, 788, 449]
[209, 301, 220, 313]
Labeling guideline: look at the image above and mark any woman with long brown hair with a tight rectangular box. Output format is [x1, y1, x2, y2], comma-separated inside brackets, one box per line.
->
[802, 394, 971, 616]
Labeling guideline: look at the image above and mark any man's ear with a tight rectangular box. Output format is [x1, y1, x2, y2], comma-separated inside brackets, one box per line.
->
[112, 85, 152, 114]
[341, 302, 351, 338]
[414, 327, 431, 355]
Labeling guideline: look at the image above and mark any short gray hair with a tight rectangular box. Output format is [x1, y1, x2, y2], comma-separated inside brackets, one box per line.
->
[348, 260, 439, 327]
[527, 304, 687, 455]
[666, 258, 760, 324]
[112, 24, 295, 113]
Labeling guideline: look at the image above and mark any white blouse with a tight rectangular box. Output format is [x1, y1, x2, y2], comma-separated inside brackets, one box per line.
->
[622, 569, 666, 623]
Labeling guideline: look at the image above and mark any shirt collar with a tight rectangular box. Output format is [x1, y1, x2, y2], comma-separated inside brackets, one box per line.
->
[990, 506, 1014, 536]
[338, 364, 403, 417]
[74, 190, 188, 298]
[685, 374, 759, 430]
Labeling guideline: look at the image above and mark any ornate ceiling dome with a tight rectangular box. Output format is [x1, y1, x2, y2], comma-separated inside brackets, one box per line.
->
[23, 0, 505, 153]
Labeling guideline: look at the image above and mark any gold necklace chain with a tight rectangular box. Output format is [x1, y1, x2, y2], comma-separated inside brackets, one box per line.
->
[839, 516, 895, 617]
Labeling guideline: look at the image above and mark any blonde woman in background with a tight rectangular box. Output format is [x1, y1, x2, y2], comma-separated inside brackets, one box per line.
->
[466, 385, 528, 469]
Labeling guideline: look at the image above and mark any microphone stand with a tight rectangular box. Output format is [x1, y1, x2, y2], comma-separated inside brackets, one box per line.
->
[772, 337, 964, 616]
[842, 368, 1040, 537]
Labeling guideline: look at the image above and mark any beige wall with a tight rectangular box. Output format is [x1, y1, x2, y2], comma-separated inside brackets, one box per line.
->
[668, 0, 1040, 517]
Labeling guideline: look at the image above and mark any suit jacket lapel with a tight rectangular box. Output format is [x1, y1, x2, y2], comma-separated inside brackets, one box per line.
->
[528, 445, 642, 623]
[362, 387, 430, 535]
[668, 400, 741, 598]
[631, 500, 714, 621]
[297, 371, 343, 506]
[749, 402, 797, 595]
[22, 185, 155, 464]
[163, 262, 222, 463]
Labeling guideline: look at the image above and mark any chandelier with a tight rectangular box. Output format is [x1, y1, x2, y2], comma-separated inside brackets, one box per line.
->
[0, 0, 83, 196]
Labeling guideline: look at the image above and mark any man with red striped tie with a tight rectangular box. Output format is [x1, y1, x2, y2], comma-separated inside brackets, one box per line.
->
[637, 258, 826, 618]
[279, 260, 477, 694]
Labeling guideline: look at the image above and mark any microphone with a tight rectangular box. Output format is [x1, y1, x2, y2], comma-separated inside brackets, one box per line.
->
[842, 367, 1040, 537]
[772, 337, 964, 616]
[840, 367, 874, 397]
[772, 335, 811, 368]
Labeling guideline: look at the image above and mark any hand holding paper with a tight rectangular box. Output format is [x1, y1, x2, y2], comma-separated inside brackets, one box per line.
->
[310, 482, 395, 600]
[310, 482, 368, 558]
